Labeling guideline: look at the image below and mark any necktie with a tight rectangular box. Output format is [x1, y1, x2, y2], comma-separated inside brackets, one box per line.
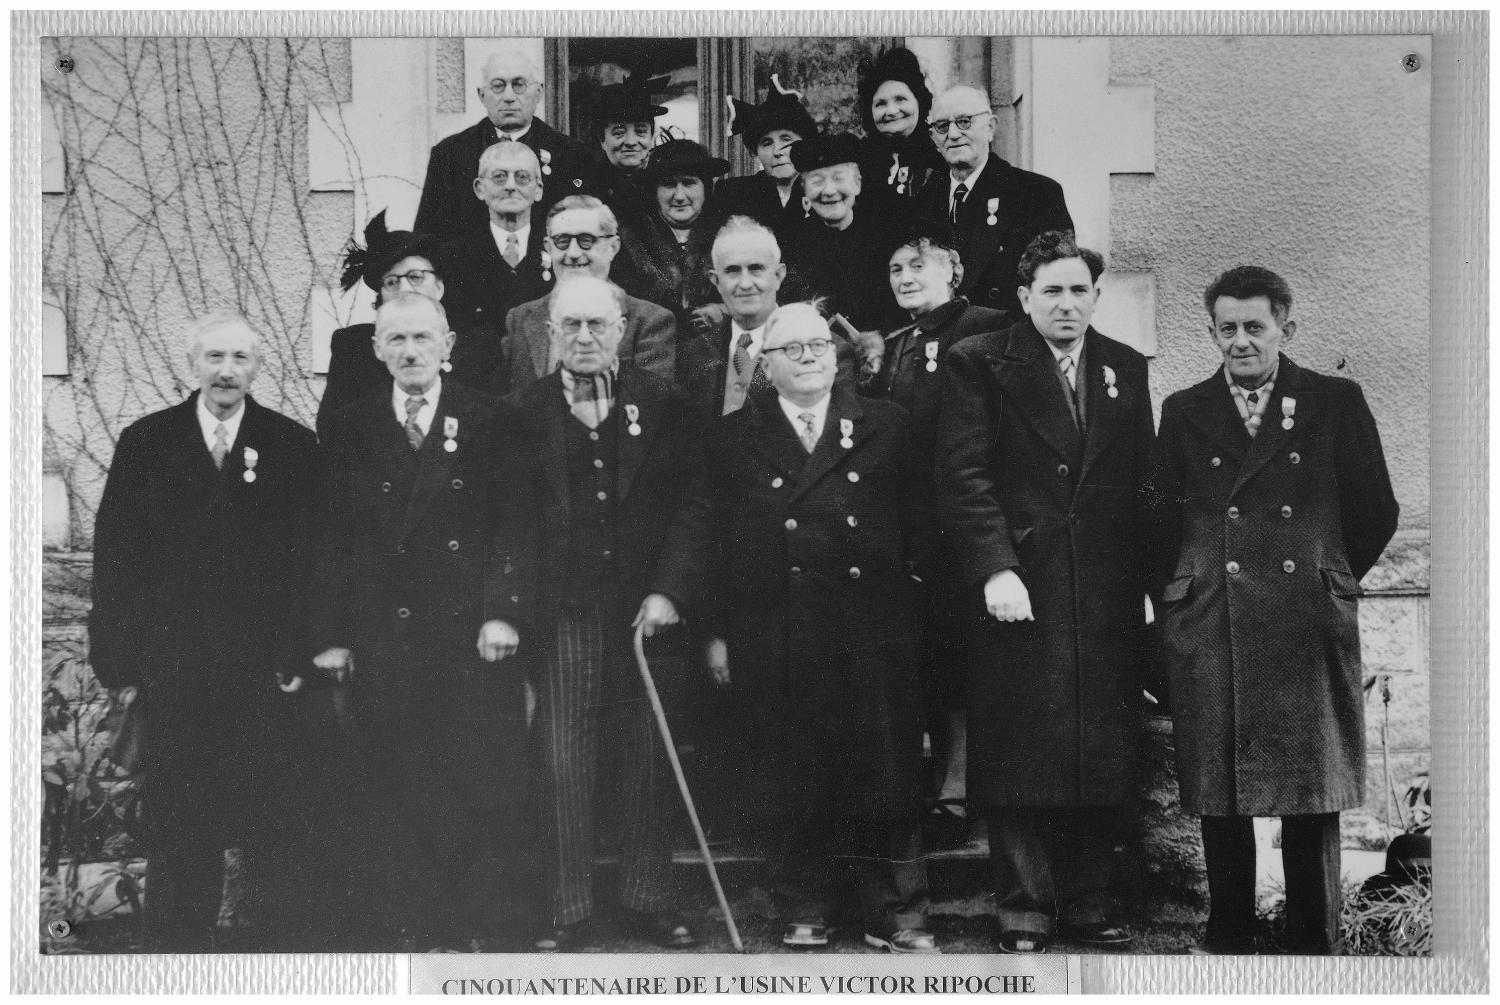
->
[731, 330, 753, 376]
[1244, 391, 1261, 437]
[1059, 354, 1077, 390]
[211, 422, 228, 470]
[951, 182, 968, 224]
[404, 396, 427, 451]
[503, 232, 521, 268]
[798, 411, 818, 453]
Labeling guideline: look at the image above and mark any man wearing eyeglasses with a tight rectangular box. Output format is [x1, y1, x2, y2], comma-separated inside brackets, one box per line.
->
[654, 302, 936, 954]
[490, 275, 702, 952]
[493, 195, 676, 395]
[916, 86, 1073, 322]
[416, 48, 597, 241]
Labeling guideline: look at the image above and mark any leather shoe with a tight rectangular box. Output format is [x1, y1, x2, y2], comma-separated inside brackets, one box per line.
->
[782, 917, 831, 948]
[864, 920, 940, 954]
[535, 920, 593, 952]
[1059, 919, 1133, 946]
[616, 907, 698, 949]
[996, 930, 1049, 954]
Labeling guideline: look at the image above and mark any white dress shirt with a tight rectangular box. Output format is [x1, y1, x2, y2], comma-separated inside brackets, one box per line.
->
[495, 123, 532, 144]
[1046, 340, 1084, 389]
[490, 221, 532, 264]
[391, 377, 442, 437]
[948, 153, 990, 210]
[196, 394, 246, 454]
[778, 391, 833, 446]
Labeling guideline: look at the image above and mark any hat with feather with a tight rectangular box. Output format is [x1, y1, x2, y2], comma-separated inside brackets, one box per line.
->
[726, 74, 818, 152]
[339, 210, 444, 294]
[596, 71, 671, 124]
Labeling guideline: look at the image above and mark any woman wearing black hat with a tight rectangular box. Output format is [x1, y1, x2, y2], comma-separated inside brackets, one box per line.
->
[318, 211, 450, 438]
[588, 72, 670, 240]
[856, 48, 945, 212]
[710, 76, 818, 235]
[861, 219, 1008, 850]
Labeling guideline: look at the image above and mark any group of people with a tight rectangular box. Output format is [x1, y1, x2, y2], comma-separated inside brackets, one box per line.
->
[87, 44, 1399, 958]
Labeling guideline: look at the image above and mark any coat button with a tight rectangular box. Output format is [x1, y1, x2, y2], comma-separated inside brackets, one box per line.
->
[602, 549, 613, 560]
[596, 490, 608, 501]
[1281, 505, 1293, 518]
[396, 544, 406, 554]
[1283, 559, 1296, 573]
[1210, 456, 1221, 468]
[448, 540, 459, 551]
[381, 481, 392, 492]
[1289, 451, 1301, 464]
[847, 515, 858, 528]
[589, 431, 599, 442]
[593, 458, 604, 469]
[790, 566, 802, 577]
[847, 471, 860, 482]
[397, 607, 410, 618]
[772, 477, 784, 488]
[849, 567, 861, 579]
[451, 478, 464, 490]
[1069, 513, 1080, 524]
[785, 518, 798, 531]
[1057, 464, 1070, 477]
[1226, 561, 1241, 575]
[510, 595, 519, 603]
[1227, 506, 1240, 519]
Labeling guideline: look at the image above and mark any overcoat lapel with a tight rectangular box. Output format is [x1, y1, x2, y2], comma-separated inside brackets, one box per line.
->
[1231, 355, 1316, 499]
[959, 158, 1005, 286]
[743, 391, 812, 482]
[399, 389, 463, 539]
[1180, 370, 1253, 478]
[614, 372, 658, 503]
[532, 375, 571, 511]
[790, 386, 870, 503]
[994, 324, 1083, 464]
[1077, 331, 1123, 484]
[172, 394, 223, 494]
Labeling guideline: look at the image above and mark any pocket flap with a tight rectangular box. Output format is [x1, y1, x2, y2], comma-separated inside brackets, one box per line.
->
[1320, 567, 1362, 599]
[1162, 575, 1194, 603]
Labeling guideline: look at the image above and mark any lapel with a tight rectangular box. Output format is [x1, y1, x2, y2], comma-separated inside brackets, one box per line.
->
[790, 385, 870, 504]
[1077, 330, 1125, 483]
[174, 392, 225, 495]
[1230, 355, 1316, 499]
[959, 157, 1008, 285]
[530, 373, 572, 510]
[1178, 369, 1253, 487]
[523, 298, 553, 378]
[398, 384, 465, 540]
[612, 368, 659, 504]
[216, 396, 264, 503]
[993, 322, 1083, 463]
[742, 389, 813, 483]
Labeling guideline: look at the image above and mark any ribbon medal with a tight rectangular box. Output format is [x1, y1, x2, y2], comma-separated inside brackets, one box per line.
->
[441, 359, 453, 373]
[539, 148, 552, 176]
[925, 339, 940, 373]
[242, 446, 258, 483]
[839, 417, 854, 450]
[626, 403, 642, 437]
[1281, 396, 1296, 431]
[895, 165, 909, 195]
[444, 416, 459, 453]
[540, 249, 553, 283]
[1103, 365, 1119, 398]
[986, 197, 1000, 227]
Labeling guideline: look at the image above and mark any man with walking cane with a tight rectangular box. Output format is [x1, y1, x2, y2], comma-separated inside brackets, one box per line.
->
[490, 275, 704, 951]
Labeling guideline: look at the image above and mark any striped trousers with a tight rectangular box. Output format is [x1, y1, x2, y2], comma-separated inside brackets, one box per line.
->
[536, 604, 677, 926]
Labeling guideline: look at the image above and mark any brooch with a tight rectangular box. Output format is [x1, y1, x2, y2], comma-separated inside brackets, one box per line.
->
[840, 417, 854, 449]
[986, 197, 1000, 227]
[242, 446, 258, 483]
[1281, 396, 1296, 430]
[925, 340, 939, 373]
[1102, 365, 1119, 398]
[443, 416, 459, 453]
[626, 403, 641, 437]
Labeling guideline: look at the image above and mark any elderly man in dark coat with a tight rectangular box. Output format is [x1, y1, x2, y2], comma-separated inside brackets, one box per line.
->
[415, 47, 596, 239]
[936, 231, 1155, 954]
[490, 276, 701, 952]
[656, 302, 937, 955]
[1152, 265, 1398, 955]
[90, 312, 317, 951]
[310, 292, 527, 949]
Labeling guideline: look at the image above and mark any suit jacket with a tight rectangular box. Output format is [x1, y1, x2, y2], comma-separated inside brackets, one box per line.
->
[414, 116, 597, 241]
[438, 224, 555, 388]
[652, 383, 924, 818]
[493, 291, 677, 395]
[936, 320, 1154, 808]
[1151, 355, 1398, 816]
[311, 380, 508, 671]
[492, 365, 700, 639]
[915, 156, 1072, 322]
[676, 316, 858, 427]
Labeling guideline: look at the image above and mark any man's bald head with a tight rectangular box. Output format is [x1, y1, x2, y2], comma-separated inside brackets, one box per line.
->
[477, 48, 543, 131]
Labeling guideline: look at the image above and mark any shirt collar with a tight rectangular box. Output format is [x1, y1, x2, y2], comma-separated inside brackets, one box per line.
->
[777, 391, 832, 432]
[392, 376, 442, 426]
[1045, 337, 1084, 368]
[1224, 359, 1279, 395]
[730, 320, 767, 353]
[949, 153, 990, 195]
[197, 392, 247, 449]
[495, 122, 532, 143]
[490, 220, 531, 258]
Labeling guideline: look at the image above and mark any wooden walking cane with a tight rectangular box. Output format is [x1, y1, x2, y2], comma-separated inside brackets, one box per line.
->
[633, 624, 744, 952]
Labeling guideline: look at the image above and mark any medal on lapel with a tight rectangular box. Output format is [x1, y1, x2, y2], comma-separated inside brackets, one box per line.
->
[540, 249, 552, 283]
[895, 165, 909, 195]
[1281, 396, 1296, 430]
[626, 403, 642, 437]
[539, 148, 552, 177]
[925, 340, 940, 373]
[1103, 364, 1119, 398]
[986, 197, 1000, 227]
[444, 416, 459, 453]
[839, 417, 854, 449]
[242, 446, 258, 482]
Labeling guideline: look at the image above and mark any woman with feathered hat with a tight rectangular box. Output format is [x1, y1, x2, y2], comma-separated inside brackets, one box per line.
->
[855, 47, 945, 212]
[709, 76, 818, 235]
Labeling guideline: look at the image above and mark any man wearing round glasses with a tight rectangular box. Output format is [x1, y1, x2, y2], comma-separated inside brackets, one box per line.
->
[916, 86, 1072, 322]
[653, 302, 935, 954]
[494, 195, 676, 394]
[416, 48, 597, 241]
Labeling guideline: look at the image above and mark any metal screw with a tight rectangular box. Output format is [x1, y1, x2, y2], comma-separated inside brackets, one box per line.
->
[46, 919, 71, 939]
[56, 55, 74, 74]
[1403, 53, 1421, 73]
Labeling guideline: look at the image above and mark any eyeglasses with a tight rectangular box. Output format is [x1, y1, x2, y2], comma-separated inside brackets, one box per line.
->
[380, 268, 436, 291]
[547, 233, 613, 251]
[485, 78, 532, 96]
[482, 169, 537, 188]
[555, 317, 620, 335]
[928, 111, 995, 137]
[762, 338, 833, 361]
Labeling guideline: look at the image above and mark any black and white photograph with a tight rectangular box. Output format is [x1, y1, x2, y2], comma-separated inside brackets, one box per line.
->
[15, 10, 1485, 996]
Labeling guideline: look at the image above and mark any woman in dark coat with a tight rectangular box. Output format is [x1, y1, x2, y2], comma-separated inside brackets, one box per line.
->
[708, 76, 817, 237]
[855, 48, 945, 213]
